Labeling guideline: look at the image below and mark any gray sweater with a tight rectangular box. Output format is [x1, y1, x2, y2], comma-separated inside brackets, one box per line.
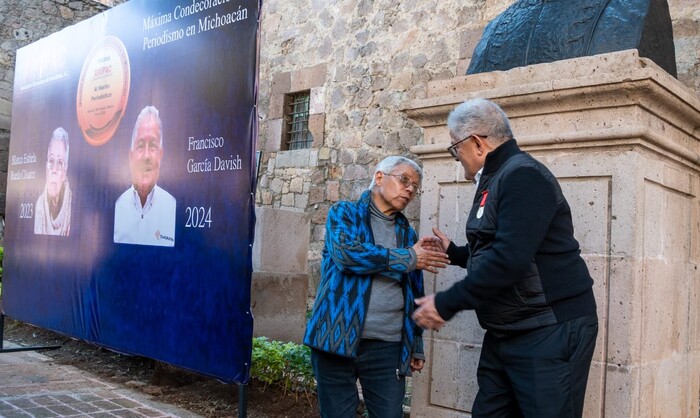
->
[363, 200, 417, 341]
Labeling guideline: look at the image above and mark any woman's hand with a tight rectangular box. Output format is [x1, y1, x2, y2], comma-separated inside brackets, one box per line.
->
[410, 358, 425, 373]
[412, 238, 449, 273]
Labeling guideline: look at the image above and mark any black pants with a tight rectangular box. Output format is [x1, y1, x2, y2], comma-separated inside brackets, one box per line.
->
[472, 315, 598, 418]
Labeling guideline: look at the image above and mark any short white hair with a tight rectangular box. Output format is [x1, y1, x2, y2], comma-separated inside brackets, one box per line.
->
[447, 98, 513, 145]
[130, 106, 163, 150]
[369, 156, 422, 189]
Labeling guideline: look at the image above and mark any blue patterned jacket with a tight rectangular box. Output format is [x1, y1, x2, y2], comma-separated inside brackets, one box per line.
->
[303, 190, 424, 375]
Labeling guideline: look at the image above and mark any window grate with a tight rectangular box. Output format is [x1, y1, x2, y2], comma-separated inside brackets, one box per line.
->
[285, 91, 312, 150]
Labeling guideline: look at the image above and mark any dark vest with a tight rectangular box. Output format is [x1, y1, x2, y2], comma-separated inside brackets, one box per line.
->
[466, 153, 561, 333]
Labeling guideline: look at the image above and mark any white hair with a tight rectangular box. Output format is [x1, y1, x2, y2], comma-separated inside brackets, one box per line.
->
[369, 156, 422, 189]
[130, 106, 163, 150]
[447, 98, 513, 145]
[49, 127, 69, 168]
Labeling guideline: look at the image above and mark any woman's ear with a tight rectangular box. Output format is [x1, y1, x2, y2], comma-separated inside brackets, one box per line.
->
[374, 171, 384, 186]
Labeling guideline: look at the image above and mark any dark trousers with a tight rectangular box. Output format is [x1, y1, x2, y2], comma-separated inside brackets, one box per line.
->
[472, 315, 598, 418]
[311, 339, 405, 418]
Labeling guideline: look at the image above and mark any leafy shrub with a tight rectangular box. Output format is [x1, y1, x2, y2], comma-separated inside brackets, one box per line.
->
[250, 336, 316, 398]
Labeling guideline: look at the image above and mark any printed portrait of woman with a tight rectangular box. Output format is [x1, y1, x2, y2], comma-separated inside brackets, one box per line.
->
[34, 127, 72, 236]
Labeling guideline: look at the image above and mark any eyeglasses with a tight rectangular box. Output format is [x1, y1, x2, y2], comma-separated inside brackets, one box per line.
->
[47, 158, 65, 171]
[384, 173, 421, 195]
[447, 134, 488, 160]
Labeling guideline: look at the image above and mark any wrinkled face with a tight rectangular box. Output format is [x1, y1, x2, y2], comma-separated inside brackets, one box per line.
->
[45, 140, 67, 200]
[451, 134, 485, 182]
[129, 116, 163, 200]
[372, 164, 421, 215]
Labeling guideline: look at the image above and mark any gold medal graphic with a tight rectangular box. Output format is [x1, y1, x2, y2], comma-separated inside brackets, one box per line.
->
[76, 36, 130, 146]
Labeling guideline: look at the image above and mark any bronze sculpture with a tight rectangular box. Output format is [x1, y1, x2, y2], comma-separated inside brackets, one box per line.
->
[467, 0, 677, 77]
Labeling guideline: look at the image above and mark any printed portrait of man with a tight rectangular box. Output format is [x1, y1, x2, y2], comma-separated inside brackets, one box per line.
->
[114, 106, 176, 247]
[35, 127, 72, 236]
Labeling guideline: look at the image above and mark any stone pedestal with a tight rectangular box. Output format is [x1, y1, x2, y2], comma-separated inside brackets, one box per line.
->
[251, 207, 310, 343]
[406, 50, 700, 418]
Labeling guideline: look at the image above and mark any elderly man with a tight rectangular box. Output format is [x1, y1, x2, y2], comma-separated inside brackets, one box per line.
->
[114, 106, 176, 246]
[35, 127, 72, 236]
[413, 98, 598, 418]
[304, 156, 449, 418]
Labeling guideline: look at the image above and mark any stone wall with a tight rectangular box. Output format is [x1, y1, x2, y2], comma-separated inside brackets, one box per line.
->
[1, 0, 699, 307]
[0, 2, 698, 414]
[406, 49, 700, 418]
[255, 0, 700, 296]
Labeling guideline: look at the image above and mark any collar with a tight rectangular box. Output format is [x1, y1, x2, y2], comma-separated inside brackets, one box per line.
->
[359, 189, 407, 227]
[369, 197, 396, 221]
[130, 185, 157, 214]
[474, 167, 484, 188]
[482, 138, 521, 177]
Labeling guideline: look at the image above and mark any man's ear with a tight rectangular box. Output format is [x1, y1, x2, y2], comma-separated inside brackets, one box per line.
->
[474, 135, 493, 155]
[474, 135, 485, 155]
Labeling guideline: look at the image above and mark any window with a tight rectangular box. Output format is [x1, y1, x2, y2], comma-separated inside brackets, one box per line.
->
[284, 91, 312, 150]
[266, 65, 326, 156]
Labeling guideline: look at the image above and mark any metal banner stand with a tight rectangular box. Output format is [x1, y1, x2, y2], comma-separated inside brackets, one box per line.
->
[0, 314, 62, 353]
[238, 383, 248, 418]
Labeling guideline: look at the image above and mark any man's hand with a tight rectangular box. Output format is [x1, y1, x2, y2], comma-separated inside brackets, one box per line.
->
[412, 238, 449, 274]
[431, 227, 451, 252]
[413, 294, 446, 330]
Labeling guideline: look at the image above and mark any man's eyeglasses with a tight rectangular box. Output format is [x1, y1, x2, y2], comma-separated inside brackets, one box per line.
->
[47, 158, 66, 171]
[384, 173, 421, 195]
[447, 134, 488, 160]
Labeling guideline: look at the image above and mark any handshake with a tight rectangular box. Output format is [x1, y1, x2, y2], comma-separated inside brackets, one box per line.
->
[411, 227, 452, 274]
[411, 227, 453, 331]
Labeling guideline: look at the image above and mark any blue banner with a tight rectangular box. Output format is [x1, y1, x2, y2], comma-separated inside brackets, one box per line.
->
[2, 0, 260, 383]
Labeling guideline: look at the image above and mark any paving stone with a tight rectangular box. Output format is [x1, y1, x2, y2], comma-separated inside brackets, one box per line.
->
[71, 401, 102, 413]
[91, 399, 124, 411]
[24, 406, 57, 417]
[0, 341, 203, 418]
[1, 409, 32, 418]
[110, 397, 142, 408]
[32, 395, 60, 406]
[45, 403, 82, 415]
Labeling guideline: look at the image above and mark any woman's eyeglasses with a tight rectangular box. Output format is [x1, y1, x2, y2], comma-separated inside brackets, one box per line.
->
[384, 173, 421, 195]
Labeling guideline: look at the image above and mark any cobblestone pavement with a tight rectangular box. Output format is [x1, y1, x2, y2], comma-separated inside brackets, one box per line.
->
[0, 341, 202, 418]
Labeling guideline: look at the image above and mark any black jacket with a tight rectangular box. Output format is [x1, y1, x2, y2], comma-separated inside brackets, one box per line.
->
[435, 139, 596, 334]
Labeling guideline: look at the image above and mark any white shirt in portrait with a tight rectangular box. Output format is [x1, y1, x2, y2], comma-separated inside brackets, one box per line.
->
[114, 184, 176, 247]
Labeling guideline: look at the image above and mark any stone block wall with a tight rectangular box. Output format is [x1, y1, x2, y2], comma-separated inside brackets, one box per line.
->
[0, 0, 698, 366]
[406, 50, 700, 418]
[255, 0, 700, 297]
[251, 207, 311, 343]
[2, 0, 699, 294]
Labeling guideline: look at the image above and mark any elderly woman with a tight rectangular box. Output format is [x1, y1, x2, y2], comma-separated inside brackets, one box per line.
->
[34, 127, 71, 236]
[304, 156, 449, 418]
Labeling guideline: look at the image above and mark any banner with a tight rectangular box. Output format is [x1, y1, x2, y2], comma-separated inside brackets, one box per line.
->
[2, 0, 260, 383]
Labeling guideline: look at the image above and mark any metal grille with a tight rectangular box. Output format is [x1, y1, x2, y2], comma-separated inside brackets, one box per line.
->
[286, 91, 312, 150]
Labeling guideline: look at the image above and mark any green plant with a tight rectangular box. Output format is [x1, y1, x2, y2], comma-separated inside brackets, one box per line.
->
[250, 336, 316, 400]
[251, 337, 286, 387]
